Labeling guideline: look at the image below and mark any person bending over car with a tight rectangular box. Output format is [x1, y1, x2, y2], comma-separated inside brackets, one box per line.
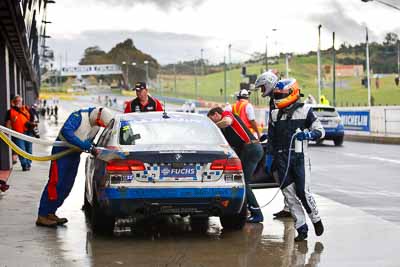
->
[36, 107, 113, 227]
[207, 107, 264, 223]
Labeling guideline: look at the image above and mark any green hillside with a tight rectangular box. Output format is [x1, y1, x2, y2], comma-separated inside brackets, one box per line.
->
[158, 55, 400, 107]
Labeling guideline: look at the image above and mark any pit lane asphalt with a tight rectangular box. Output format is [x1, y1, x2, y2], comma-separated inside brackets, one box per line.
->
[0, 99, 400, 266]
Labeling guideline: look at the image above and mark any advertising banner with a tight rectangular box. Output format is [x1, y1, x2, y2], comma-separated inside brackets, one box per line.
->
[338, 110, 370, 132]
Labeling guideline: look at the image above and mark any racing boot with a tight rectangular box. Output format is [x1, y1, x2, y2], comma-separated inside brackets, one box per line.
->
[36, 216, 57, 227]
[247, 206, 264, 223]
[48, 214, 68, 225]
[273, 209, 292, 219]
[313, 220, 324, 236]
[294, 224, 308, 242]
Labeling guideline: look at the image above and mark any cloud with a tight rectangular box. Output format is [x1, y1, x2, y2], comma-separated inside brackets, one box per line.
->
[308, 0, 379, 42]
[93, 0, 206, 10]
[47, 30, 212, 65]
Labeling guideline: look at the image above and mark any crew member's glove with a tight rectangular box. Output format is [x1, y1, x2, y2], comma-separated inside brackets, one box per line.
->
[81, 140, 93, 152]
[90, 145, 99, 157]
[296, 131, 317, 141]
[265, 154, 273, 174]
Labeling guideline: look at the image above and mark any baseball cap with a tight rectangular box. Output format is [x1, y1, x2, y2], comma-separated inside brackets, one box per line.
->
[134, 82, 147, 91]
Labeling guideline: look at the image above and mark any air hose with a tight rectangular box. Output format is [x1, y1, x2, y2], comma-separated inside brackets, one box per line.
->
[258, 131, 299, 208]
[0, 126, 81, 161]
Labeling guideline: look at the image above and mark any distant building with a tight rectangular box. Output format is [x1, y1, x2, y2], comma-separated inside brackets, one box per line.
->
[325, 65, 364, 78]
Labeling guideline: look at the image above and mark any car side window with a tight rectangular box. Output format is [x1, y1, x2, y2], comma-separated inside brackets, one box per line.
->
[97, 119, 115, 147]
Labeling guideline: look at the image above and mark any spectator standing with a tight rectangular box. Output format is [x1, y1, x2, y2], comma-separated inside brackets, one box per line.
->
[124, 82, 163, 113]
[4, 95, 34, 171]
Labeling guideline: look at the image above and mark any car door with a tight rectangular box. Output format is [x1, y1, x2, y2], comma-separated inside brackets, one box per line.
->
[248, 141, 280, 189]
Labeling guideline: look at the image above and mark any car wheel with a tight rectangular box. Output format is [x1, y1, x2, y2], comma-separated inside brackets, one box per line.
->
[190, 215, 209, 231]
[83, 183, 91, 215]
[334, 136, 344, 146]
[316, 139, 324, 145]
[91, 194, 115, 235]
[220, 201, 247, 230]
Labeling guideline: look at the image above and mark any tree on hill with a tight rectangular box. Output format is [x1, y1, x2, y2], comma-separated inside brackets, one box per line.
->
[79, 39, 159, 86]
[79, 46, 110, 65]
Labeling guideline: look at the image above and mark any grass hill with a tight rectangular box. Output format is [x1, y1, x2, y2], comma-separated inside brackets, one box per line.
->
[158, 54, 400, 107]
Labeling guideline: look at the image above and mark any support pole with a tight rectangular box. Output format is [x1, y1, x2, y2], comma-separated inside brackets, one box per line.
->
[366, 27, 371, 107]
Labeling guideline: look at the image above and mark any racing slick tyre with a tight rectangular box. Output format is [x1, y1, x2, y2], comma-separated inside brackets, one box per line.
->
[333, 136, 344, 146]
[91, 197, 115, 235]
[220, 201, 247, 230]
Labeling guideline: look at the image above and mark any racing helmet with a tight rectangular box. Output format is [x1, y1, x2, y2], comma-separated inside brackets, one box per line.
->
[254, 71, 278, 97]
[272, 78, 301, 109]
[236, 89, 250, 99]
[89, 107, 113, 127]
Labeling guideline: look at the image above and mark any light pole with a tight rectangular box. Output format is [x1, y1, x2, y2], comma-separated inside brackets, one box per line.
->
[144, 60, 149, 85]
[194, 58, 198, 99]
[122, 61, 128, 89]
[131, 62, 136, 85]
[397, 40, 400, 79]
[265, 36, 269, 71]
[366, 27, 372, 106]
[332, 32, 336, 107]
[317, 24, 322, 102]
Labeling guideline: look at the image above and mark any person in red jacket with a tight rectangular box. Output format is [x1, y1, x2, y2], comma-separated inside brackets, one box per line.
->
[124, 82, 163, 113]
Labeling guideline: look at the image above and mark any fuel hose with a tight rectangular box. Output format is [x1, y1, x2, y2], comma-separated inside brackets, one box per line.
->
[0, 126, 81, 161]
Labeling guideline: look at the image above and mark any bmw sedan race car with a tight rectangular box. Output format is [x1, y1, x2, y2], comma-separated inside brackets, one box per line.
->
[308, 104, 345, 146]
[84, 112, 248, 234]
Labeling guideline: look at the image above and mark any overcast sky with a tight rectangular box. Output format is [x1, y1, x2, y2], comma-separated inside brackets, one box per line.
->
[46, 0, 400, 66]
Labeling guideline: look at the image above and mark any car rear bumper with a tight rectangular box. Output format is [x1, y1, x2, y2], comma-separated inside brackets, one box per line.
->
[323, 125, 344, 139]
[98, 186, 245, 217]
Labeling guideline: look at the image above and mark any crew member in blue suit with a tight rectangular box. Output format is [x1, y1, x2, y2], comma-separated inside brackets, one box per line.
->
[36, 107, 113, 227]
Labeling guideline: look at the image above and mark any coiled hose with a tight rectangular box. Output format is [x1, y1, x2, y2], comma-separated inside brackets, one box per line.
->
[0, 126, 81, 161]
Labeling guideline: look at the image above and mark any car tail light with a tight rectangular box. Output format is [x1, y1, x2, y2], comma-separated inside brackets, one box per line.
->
[106, 159, 145, 172]
[210, 158, 242, 172]
[210, 159, 226, 170]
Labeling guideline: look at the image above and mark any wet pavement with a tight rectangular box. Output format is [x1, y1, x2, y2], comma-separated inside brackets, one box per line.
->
[1, 100, 400, 266]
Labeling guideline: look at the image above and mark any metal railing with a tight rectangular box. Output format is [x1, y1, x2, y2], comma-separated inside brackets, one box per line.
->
[384, 108, 400, 135]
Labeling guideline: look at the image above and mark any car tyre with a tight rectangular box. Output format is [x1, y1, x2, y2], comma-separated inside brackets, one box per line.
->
[316, 139, 324, 145]
[334, 136, 344, 146]
[220, 201, 247, 230]
[91, 195, 115, 235]
[190, 215, 209, 231]
[83, 184, 92, 215]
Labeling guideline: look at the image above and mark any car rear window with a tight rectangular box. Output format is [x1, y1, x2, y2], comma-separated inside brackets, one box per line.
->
[119, 118, 226, 145]
[312, 107, 339, 118]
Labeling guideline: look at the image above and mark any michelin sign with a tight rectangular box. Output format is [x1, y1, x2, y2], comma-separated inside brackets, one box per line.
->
[338, 111, 370, 132]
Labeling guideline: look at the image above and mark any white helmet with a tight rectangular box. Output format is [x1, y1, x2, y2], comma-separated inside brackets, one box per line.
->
[89, 107, 113, 127]
[254, 71, 278, 97]
[236, 89, 250, 99]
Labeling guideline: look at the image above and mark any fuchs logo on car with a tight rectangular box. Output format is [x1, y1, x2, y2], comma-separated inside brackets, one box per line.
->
[160, 166, 196, 178]
[175, 154, 183, 161]
[170, 168, 195, 175]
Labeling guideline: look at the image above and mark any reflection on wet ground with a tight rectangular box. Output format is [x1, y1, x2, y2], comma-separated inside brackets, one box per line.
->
[84, 214, 324, 267]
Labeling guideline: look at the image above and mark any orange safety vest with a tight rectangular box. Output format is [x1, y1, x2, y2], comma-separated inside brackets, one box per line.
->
[232, 100, 256, 133]
[9, 106, 31, 133]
